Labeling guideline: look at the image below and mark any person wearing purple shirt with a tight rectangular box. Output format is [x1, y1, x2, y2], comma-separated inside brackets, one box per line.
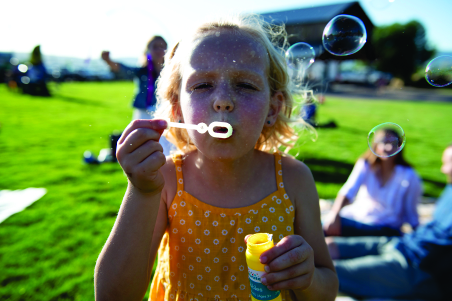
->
[324, 129, 421, 237]
[326, 145, 452, 300]
[101, 36, 176, 156]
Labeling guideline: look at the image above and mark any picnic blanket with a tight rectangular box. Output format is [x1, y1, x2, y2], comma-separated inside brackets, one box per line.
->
[0, 188, 47, 223]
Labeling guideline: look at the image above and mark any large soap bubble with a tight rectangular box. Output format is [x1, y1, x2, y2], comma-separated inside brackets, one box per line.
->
[425, 56, 452, 87]
[322, 15, 367, 56]
[367, 123, 406, 158]
[285, 42, 316, 71]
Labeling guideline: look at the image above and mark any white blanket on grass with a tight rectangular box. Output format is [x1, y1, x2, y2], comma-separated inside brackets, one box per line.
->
[0, 188, 47, 224]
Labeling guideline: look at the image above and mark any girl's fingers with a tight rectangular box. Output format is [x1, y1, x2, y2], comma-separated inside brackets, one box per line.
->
[118, 119, 167, 145]
[266, 245, 312, 272]
[118, 127, 163, 159]
[244, 234, 252, 244]
[262, 257, 314, 286]
[137, 149, 167, 173]
[130, 139, 164, 164]
[263, 265, 313, 291]
[260, 235, 304, 264]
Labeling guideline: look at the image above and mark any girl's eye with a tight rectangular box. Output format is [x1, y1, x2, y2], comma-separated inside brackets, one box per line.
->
[237, 83, 257, 90]
[193, 83, 212, 90]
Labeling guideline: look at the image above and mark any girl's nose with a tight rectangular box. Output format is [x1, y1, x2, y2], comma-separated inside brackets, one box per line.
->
[213, 89, 234, 113]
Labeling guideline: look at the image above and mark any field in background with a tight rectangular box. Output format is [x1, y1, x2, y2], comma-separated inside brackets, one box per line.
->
[0, 82, 451, 300]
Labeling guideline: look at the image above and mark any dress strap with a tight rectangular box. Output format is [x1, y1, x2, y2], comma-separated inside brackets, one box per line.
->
[171, 153, 184, 192]
[274, 152, 284, 192]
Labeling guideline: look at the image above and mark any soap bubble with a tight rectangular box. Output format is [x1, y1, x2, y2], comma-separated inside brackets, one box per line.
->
[425, 56, 452, 87]
[322, 15, 367, 56]
[285, 42, 316, 70]
[367, 123, 406, 158]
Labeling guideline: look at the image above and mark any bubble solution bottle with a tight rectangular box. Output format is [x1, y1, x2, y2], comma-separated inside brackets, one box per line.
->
[246, 233, 282, 301]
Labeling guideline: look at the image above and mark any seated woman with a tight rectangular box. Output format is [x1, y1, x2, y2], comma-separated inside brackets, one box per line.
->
[323, 129, 422, 237]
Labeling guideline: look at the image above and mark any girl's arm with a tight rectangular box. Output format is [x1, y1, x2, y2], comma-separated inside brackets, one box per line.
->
[94, 120, 172, 301]
[324, 159, 366, 236]
[101, 51, 120, 72]
[95, 185, 168, 301]
[259, 157, 338, 301]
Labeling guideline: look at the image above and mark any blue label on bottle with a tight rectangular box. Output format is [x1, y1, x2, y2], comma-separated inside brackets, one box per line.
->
[248, 268, 280, 301]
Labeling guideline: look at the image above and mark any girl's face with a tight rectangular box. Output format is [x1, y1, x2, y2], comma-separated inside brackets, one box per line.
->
[149, 39, 167, 60]
[441, 147, 452, 183]
[179, 31, 278, 159]
[373, 130, 400, 160]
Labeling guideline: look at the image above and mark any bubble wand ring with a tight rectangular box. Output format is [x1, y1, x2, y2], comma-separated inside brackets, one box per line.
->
[166, 121, 233, 139]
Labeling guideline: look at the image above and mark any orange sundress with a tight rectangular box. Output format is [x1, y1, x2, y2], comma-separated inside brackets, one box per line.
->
[149, 153, 295, 301]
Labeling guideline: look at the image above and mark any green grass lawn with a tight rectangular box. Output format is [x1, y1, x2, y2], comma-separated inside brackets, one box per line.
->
[0, 82, 451, 300]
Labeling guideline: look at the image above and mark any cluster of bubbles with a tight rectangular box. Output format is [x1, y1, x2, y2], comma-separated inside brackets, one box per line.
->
[283, 12, 449, 156]
[367, 123, 406, 158]
[285, 14, 367, 76]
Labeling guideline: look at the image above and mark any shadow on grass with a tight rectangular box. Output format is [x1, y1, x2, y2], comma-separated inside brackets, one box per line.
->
[299, 157, 445, 198]
[301, 158, 354, 184]
[53, 94, 104, 107]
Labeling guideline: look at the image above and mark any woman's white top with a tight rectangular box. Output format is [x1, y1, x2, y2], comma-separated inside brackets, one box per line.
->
[339, 159, 421, 229]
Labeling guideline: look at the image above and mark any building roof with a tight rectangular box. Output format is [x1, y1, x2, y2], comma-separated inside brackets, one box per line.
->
[261, 1, 362, 25]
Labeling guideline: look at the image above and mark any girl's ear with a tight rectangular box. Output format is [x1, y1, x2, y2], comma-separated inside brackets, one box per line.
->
[266, 91, 284, 126]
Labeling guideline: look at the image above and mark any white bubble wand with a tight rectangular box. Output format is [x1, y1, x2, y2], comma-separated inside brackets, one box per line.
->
[166, 121, 233, 139]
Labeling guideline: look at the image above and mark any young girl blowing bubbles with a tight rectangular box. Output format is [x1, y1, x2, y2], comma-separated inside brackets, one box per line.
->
[95, 15, 338, 301]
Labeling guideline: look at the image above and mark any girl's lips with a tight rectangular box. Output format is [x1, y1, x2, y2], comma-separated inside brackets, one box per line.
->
[213, 126, 235, 139]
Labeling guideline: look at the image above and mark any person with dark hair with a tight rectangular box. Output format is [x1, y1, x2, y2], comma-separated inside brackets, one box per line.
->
[101, 36, 175, 156]
[23, 45, 51, 97]
[326, 145, 452, 300]
[323, 128, 422, 237]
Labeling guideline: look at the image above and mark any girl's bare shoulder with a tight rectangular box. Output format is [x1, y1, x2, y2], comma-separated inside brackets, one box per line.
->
[280, 155, 319, 211]
[160, 156, 178, 210]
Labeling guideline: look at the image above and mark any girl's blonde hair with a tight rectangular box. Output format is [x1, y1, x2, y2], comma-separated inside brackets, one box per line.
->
[155, 15, 300, 153]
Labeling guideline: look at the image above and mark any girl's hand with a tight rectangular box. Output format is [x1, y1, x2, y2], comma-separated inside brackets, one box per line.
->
[101, 51, 111, 62]
[116, 119, 168, 194]
[258, 235, 315, 291]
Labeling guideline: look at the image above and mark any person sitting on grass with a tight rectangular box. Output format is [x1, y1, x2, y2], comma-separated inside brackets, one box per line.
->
[323, 128, 422, 237]
[326, 144, 452, 300]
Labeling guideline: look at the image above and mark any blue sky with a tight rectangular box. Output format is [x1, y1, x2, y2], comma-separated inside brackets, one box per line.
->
[2, 0, 451, 59]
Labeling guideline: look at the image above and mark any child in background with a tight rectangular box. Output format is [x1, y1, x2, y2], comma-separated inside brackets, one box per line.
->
[101, 36, 176, 156]
[95, 15, 337, 301]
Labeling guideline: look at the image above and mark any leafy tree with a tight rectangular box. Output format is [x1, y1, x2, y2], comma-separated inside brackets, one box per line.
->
[372, 20, 435, 83]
